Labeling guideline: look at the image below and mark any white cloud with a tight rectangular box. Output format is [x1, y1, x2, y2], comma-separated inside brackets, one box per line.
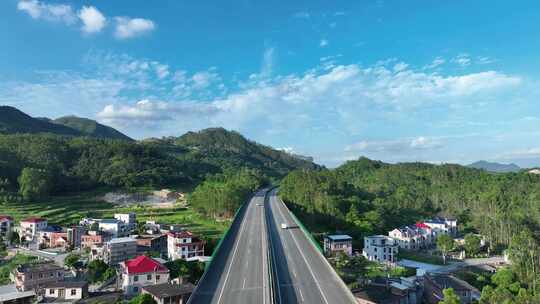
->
[319, 39, 329, 47]
[114, 17, 155, 39]
[425, 57, 445, 69]
[192, 70, 220, 90]
[345, 136, 443, 153]
[453, 53, 471, 67]
[78, 6, 106, 34]
[154, 64, 170, 79]
[477, 56, 496, 65]
[17, 0, 76, 24]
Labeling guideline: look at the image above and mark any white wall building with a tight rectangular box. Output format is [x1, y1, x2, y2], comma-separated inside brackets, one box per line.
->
[20, 217, 48, 242]
[115, 213, 137, 232]
[424, 217, 458, 237]
[119, 255, 170, 296]
[104, 237, 138, 265]
[44, 281, 88, 300]
[0, 215, 14, 242]
[99, 219, 127, 238]
[167, 231, 205, 261]
[363, 235, 398, 264]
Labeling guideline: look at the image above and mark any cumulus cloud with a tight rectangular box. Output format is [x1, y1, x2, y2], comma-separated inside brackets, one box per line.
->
[78, 6, 106, 34]
[425, 57, 445, 69]
[114, 17, 155, 39]
[17, 0, 76, 24]
[319, 39, 329, 47]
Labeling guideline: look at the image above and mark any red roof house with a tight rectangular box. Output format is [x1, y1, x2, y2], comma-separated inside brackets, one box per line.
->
[0, 215, 14, 222]
[120, 255, 170, 295]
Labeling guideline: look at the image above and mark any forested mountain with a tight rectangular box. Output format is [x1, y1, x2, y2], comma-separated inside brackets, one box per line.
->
[0, 106, 131, 140]
[170, 128, 319, 178]
[0, 106, 81, 136]
[52, 116, 133, 141]
[467, 160, 521, 173]
[0, 127, 316, 201]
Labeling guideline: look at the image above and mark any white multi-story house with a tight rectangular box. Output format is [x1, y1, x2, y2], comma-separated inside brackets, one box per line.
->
[20, 217, 48, 242]
[363, 235, 399, 264]
[388, 225, 431, 250]
[0, 215, 14, 242]
[99, 219, 127, 238]
[424, 217, 458, 237]
[115, 213, 137, 232]
[167, 231, 205, 261]
[119, 255, 170, 296]
[324, 235, 353, 256]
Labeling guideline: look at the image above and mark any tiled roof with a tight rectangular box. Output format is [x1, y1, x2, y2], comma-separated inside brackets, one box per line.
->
[168, 231, 193, 238]
[21, 217, 46, 223]
[327, 235, 352, 241]
[142, 283, 195, 298]
[0, 215, 13, 221]
[415, 222, 431, 229]
[123, 255, 168, 274]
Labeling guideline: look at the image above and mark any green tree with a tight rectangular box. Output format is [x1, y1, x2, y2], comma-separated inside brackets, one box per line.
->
[464, 233, 482, 257]
[437, 234, 455, 264]
[439, 288, 460, 304]
[129, 293, 157, 304]
[18, 167, 52, 201]
[9, 231, 20, 245]
[87, 260, 110, 283]
[64, 253, 80, 269]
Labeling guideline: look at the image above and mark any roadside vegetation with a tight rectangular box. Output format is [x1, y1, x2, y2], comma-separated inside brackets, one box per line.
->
[280, 157, 540, 296]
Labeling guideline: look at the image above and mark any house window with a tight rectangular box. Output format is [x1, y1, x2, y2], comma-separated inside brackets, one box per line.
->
[133, 286, 139, 292]
[156, 275, 160, 281]
[71, 289, 77, 296]
[147, 274, 152, 280]
[134, 275, 139, 282]
[49, 289, 54, 295]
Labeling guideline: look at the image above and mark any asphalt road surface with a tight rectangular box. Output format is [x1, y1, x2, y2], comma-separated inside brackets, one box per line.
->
[188, 189, 271, 304]
[266, 189, 357, 304]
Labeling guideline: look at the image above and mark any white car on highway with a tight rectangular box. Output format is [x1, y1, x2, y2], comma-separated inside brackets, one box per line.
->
[281, 223, 288, 229]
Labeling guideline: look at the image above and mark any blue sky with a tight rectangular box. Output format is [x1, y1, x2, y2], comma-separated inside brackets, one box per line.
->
[2, 0, 540, 167]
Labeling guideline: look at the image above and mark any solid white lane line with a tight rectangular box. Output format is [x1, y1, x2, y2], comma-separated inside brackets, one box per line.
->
[216, 199, 252, 304]
[298, 288, 305, 302]
[243, 278, 247, 289]
[274, 193, 330, 304]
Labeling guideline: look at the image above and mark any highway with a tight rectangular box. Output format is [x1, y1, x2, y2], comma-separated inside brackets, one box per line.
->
[188, 189, 271, 304]
[266, 189, 357, 304]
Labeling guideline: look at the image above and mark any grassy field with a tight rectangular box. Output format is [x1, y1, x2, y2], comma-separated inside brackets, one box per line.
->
[397, 250, 446, 265]
[0, 190, 229, 241]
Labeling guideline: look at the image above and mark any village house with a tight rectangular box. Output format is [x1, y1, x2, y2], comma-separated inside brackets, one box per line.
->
[0, 215, 14, 242]
[423, 217, 458, 237]
[11, 262, 64, 292]
[19, 217, 47, 242]
[66, 226, 85, 249]
[115, 213, 137, 232]
[135, 234, 167, 257]
[48, 232, 69, 249]
[388, 225, 431, 250]
[423, 273, 479, 304]
[43, 281, 88, 301]
[354, 277, 421, 304]
[119, 255, 170, 296]
[167, 231, 205, 261]
[81, 230, 112, 249]
[362, 235, 399, 264]
[323, 235, 353, 256]
[104, 237, 138, 265]
[98, 219, 127, 238]
[142, 282, 195, 304]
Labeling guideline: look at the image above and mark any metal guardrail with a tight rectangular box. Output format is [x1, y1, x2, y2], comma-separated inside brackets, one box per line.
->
[264, 188, 280, 304]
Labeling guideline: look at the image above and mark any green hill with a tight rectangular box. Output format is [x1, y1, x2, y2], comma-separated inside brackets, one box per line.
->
[172, 127, 320, 178]
[53, 116, 132, 141]
[0, 106, 80, 136]
[0, 106, 131, 140]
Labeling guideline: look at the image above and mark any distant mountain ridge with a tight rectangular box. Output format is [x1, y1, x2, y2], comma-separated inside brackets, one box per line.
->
[467, 160, 521, 173]
[0, 106, 131, 140]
